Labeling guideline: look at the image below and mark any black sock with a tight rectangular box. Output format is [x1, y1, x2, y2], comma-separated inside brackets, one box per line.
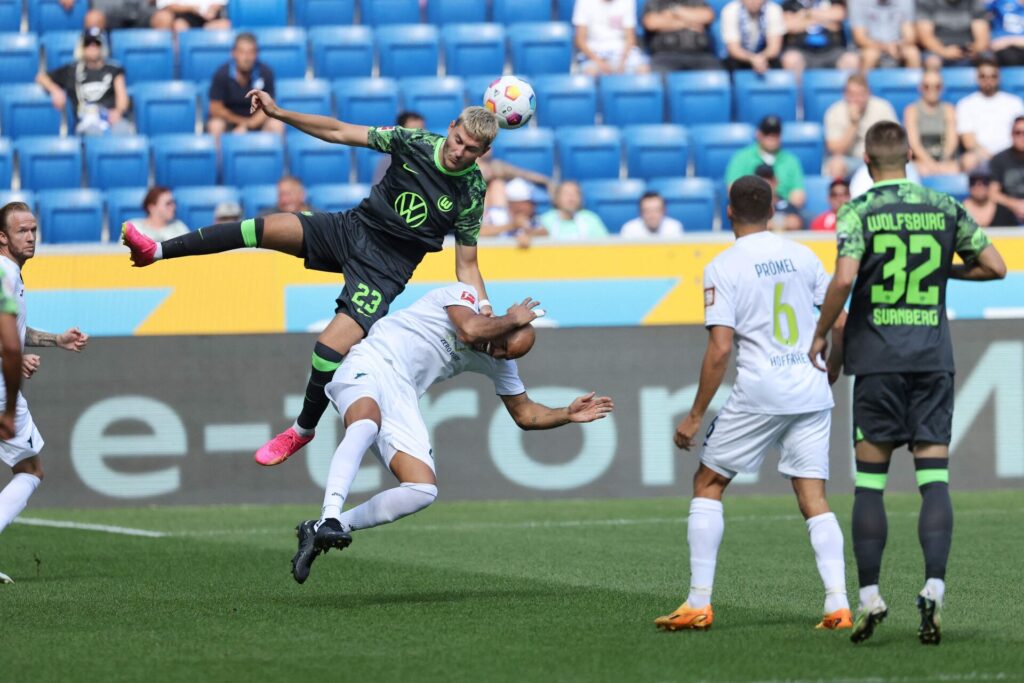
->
[853, 460, 890, 587]
[296, 342, 344, 432]
[161, 218, 263, 260]
[916, 458, 953, 581]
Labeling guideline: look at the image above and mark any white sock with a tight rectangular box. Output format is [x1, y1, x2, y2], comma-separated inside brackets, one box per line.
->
[317, 419, 377, 523]
[685, 497, 724, 609]
[859, 584, 881, 609]
[0, 473, 41, 533]
[338, 482, 437, 531]
[292, 421, 314, 438]
[806, 512, 850, 613]
[923, 577, 945, 606]
[153, 242, 163, 260]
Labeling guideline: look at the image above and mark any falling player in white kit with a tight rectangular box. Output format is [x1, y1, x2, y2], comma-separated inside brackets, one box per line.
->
[290, 284, 614, 583]
[0, 203, 89, 584]
[654, 176, 851, 631]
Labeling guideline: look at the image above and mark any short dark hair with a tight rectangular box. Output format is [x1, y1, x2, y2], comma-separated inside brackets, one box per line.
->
[728, 176, 773, 225]
[0, 202, 31, 233]
[829, 178, 850, 191]
[396, 111, 425, 127]
[976, 55, 999, 71]
[1014, 115, 1024, 127]
[639, 191, 664, 206]
[142, 186, 171, 213]
[865, 120, 909, 170]
[234, 32, 257, 49]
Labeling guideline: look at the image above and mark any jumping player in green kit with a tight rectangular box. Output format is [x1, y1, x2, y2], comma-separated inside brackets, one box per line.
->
[121, 90, 525, 466]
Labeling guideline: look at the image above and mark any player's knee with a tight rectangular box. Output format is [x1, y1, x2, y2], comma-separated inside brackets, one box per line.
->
[14, 459, 43, 480]
[401, 482, 437, 510]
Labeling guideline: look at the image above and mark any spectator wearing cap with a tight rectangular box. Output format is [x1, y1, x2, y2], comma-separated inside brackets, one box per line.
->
[809, 178, 850, 231]
[720, 0, 785, 73]
[36, 28, 133, 135]
[755, 164, 804, 231]
[481, 178, 547, 248]
[538, 182, 610, 240]
[964, 167, 1018, 227]
[262, 176, 313, 215]
[989, 115, 1024, 222]
[208, 33, 283, 140]
[726, 115, 806, 209]
[824, 73, 898, 179]
[129, 187, 189, 241]
[620, 192, 684, 238]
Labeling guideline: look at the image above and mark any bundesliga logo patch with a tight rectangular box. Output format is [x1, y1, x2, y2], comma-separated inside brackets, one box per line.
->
[704, 287, 715, 308]
[461, 291, 476, 304]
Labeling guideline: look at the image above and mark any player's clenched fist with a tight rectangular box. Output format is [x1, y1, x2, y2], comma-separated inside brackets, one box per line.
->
[674, 413, 702, 451]
[247, 89, 279, 118]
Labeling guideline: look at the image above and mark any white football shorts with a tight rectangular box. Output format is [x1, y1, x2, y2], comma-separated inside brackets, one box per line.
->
[0, 406, 44, 468]
[325, 349, 436, 474]
[700, 405, 831, 480]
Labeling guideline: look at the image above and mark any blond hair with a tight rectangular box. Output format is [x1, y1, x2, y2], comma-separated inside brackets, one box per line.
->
[456, 106, 500, 147]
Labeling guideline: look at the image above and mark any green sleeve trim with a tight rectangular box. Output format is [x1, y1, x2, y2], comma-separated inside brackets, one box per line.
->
[241, 219, 258, 248]
[855, 471, 888, 490]
[433, 137, 478, 177]
[915, 469, 950, 487]
[311, 352, 343, 373]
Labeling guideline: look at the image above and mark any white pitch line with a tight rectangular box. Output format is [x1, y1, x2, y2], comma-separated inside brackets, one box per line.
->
[14, 517, 168, 538]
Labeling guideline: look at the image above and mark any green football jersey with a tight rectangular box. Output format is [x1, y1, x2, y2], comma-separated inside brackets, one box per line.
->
[355, 126, 487, 253]
[835, 179, 991, 375]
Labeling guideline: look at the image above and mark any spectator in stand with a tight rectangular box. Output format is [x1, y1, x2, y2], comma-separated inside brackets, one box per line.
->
[755, 164, 804, 231]
[824, 73, 898, 179]
[481, 178, 547, 248]
[849, 160, 921, 197]
[620, 192, 684, 237]
[849, 0, 921, 70]
[373, 111, 426, 184]
[720, 0, 785, 72]
[538, 182, 610, 239]
[262, 176, 313, 215]
[86, 1, 175, 30]
[989, 115, 1024, 222]
[36, 29, 133, 136]
[956, 57, 1024, 169]
[989, 1, 1024, 66]
[641, 0, 721, 71]
[780, 0, 860, 79]
[904, 69, 962, 176]
[156, 0, 230, 32]
[809, 177, 850, 231]
[214, 201, 242, 223]
[208, 33, 284, 140]
[915, 0, 989, 69]
[128, 187, 189, 241]
[726, 115, 806, 209]
[964, 166, 1018, 227]
[573, 0, 650, 75]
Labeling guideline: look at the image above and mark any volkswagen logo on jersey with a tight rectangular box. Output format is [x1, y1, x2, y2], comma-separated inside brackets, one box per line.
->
[394, 192, 428, 228]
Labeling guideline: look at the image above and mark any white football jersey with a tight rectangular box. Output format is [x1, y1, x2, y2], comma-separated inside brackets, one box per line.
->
[0, 255, 32, 434]
[703, 231, 834, 415]
[355, 284, 526, 398]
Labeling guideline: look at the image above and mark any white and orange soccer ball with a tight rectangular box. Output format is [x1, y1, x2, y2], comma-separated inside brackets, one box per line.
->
[483, 75, 536, 129]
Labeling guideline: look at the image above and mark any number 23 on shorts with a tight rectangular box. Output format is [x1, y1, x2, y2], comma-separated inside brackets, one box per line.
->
[351, 282, 383, 317]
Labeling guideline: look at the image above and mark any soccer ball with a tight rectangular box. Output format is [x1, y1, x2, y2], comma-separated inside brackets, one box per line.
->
[483, 75, 536, 129]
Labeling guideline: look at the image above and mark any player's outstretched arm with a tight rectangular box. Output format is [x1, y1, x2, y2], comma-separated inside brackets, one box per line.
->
[447, 298, 540, 344]
[500, 391, 614, 431]
[675, 325, 733, 450]
[454, 245, 493, 316]
[950, 244, 1007, 281]
[25, 326, 88, 351]
[809, 256, 858, 372]
[247, 89, 371, 147]
[0, 314, 22, 440]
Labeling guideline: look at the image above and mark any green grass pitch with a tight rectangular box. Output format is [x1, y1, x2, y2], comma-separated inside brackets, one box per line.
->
[2, 490, 1021, 682]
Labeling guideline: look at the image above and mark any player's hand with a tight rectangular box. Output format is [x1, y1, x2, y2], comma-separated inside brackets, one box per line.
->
[247, 89, 279, 118]
[57, 327, 89, 352]
[567, 391, 614, 423]
[809, 334, 829, 373]
[751, 54, 768, 74]
[480, 303, 494, 317]
[674, 413, 702, 451]
[506, 297, 541, 325]
[0, 410, 14, 440]
[22, 354, 40, 379]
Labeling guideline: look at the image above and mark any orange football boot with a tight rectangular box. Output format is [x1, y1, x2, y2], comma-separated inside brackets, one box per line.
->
[815, 607, 853, 630]
[654, 602, 714, 631]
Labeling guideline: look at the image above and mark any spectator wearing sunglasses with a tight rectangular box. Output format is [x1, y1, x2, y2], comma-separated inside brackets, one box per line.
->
[904, 69, 962, 176]
[964, 167, 1018, 227]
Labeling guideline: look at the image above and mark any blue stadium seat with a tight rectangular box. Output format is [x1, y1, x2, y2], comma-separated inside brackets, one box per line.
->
[16, 136, 81, 190]
[648, 177, 716, 231]
[0, 84, 60, 138]
[253, 27, 308, 79]
[111, 29, 175, 85]
[715, 177, 732, 231]
[37, 189, 103, 243]
[197, 79, 211, 121]
[666, 71, 732, 126]
[295, 0, 356, 27]
[0, 33, 40, 83]
[940, 66, 976, 104]
[1001, 66, 1024, 101]
[922, 173, 969, 202]
[106, 187, 148, 231]
[867, 69, 921, 118]
[377, 24, 440, 78]
[556, 0, 573, 22]
[132, 81, 197, 136]
[353, 146, 383, 182]
[29, 0, 86, 33]
[228, 0, 287, 26]
[179, 29, 235, 82]
[579, 178, 646, 234]
[333, 77, 399, 126]
[508, 22, 573, 75]
[0, 137, 11, 187]
[781, 121, 824, 176]
[624, 124, 689, 180]
[85, 135, 150, 190]
[556, 125, 622, 181]
[400, 76, 465, 134]
[0, 0, 20, 31]
[599, 74, 665, 126]
[240, 184, 279, 217]
[690, 123, 755, 179]
[802, 69, 852, 124]
[220, 133, 284, 186]
[0, 190, 34, 209]
[41, 31, 78, 71]
[310, 26, 373, 79]
[802, 174, 831, 223]
[707, 19, 727, 61]
[428, 0, 487, 24]
[733, 70, 798, 125]
[362, 0, 421, 26]
[490, 126, 555, 177]
[276, 78, 332, 117]
[152, 134, 217, 187]
[287, 134, 351, 186]
[531, 74, 596, 127]
[175, 186, 240, 228]
[442, 24, 506, 78]
[307, 183, 372, 212]
[494, 0, 550, 23]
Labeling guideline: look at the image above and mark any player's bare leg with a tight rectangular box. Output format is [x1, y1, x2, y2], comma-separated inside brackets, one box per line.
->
[792, 478, 851, 630]
[851, 439, 895, 643]
[0, 457, 45, 584]
[913, 442, 951, 645]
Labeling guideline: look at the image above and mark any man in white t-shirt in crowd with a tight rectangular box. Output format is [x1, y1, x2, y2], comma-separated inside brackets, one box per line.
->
[956, 57, 1024, 171]
[620, 191, 684, 238]
[289, 285, 614, 584]
[720, 0, 786, 72]
[573, 0, 650, 75]
[655, 175, 850, 632]
[824, 73, 898, 179]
